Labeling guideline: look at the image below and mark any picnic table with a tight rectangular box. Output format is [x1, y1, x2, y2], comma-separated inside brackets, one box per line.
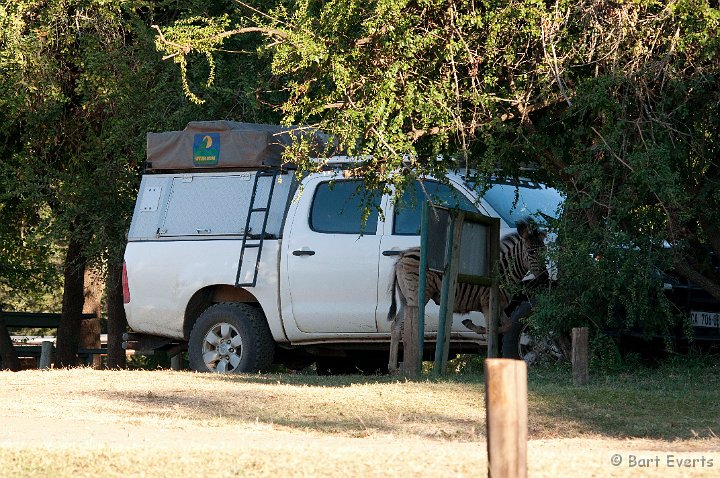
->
[0, 310, 103, 370]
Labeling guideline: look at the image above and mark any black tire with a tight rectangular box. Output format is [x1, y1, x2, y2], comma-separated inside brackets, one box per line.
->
[188, 302, 274, 373]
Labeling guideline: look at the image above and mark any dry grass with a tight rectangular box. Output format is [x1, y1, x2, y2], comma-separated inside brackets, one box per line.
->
[0, 367, 718, 477]
[1, 370, 485, 440]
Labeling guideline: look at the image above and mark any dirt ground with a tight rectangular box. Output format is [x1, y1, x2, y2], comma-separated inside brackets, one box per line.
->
[1, 369, 717, 477]
[2, 416, 717, 477]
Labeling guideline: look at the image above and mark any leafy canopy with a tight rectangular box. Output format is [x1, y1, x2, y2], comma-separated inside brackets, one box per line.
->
[159, 1, 720, 337]
[0, 0, 280, 309]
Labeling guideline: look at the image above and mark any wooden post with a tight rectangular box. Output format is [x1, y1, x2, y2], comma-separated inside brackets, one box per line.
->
[486, 219, 501, 358]
[401, 306, 420, 378]
[487, 285, 500, 358]
[401, 202, 430, 379]
[38, 341, 54, 369]
[414, 202, 430, 377]
[485, 358, 528, 478]
[572, 327, 589, 385]
[433, 212, 464, 376]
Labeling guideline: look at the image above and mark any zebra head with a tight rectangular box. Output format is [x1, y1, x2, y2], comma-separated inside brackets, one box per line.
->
[516, 217, 547, 279]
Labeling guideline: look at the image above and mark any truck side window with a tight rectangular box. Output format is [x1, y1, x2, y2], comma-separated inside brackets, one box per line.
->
[310, 180, 381, 234]
[393, 180, 478, 235]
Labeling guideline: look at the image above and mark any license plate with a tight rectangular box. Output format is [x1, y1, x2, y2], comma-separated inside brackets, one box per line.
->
[691, 311, 720, 328]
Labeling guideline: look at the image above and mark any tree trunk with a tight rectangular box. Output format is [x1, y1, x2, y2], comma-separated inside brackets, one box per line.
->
[55, 237, 86, 367]
[0, 307, 22, 371]
[106, 258, 127, 369]
[673, 255, 720, 302]
[80, 266, 104, 368]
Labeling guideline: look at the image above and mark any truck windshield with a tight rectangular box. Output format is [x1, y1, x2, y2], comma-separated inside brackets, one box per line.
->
[467, 178, 564, 226]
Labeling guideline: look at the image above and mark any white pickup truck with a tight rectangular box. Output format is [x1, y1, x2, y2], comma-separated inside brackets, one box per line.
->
[122, 121, 562, 373]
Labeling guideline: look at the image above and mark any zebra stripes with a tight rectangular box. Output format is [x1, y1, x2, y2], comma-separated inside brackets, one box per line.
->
[387, 218, 547, 372]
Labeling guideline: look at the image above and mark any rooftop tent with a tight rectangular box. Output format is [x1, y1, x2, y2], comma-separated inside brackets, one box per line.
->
[146, 121, 321, 171]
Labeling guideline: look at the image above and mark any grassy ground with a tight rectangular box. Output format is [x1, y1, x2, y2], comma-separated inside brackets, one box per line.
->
[527, 361, 720, 440]
[0, 358, 718, 477]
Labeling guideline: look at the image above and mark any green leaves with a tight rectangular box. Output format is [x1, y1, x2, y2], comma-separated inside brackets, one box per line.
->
[154, 15, 233, 103]
[0, 0, 280, 307]
[182, 0, 720, 340]
[2, 0, 717, 341]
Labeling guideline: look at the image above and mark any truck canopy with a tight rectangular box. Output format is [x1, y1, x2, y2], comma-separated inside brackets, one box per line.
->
[146, 121, 321, 171]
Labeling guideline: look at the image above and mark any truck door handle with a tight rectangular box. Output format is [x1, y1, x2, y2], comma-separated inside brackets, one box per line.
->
[382, 250, 402, 256]
[292, 250, 316, 256]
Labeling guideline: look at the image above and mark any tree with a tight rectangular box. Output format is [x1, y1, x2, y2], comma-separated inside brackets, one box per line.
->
[0, 0, 280, 367]
[156, 0, 720, 338]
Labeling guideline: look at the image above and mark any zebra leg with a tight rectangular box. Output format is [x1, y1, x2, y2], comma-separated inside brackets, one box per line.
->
[501, 301, 533, 359]
[498, 311, 513, 334]
[463, 304, 513, 335]
[462, 314, 513, 335]
[462, 318, 486, 334]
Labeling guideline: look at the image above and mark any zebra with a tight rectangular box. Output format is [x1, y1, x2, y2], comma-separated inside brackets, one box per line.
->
[386, 218, 547, 373]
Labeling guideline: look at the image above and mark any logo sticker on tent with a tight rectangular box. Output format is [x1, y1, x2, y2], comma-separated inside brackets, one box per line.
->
[193, 133, 220, 166]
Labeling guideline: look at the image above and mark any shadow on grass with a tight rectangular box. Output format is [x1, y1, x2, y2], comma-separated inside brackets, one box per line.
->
[188, 371, 488, 387]
[190, 371, 400, 387]
[92, 375, 486, 441]
[92, 357, 720, 441]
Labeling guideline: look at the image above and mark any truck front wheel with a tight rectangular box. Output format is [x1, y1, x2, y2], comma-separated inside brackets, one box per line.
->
[189, 303, 274, 373]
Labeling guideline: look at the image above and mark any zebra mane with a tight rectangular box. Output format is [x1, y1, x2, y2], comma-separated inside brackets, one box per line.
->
[501, 230, 521, 242]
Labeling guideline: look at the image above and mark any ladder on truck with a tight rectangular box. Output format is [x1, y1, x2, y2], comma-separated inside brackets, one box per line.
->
[235, 170, 278, 287]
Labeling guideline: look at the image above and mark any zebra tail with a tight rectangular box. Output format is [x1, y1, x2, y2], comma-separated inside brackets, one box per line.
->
[387, 269, 398, 322]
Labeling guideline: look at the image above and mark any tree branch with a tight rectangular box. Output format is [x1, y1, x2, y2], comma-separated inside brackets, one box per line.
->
[152, 25, 289, 60]
[407, 126, 447, 141]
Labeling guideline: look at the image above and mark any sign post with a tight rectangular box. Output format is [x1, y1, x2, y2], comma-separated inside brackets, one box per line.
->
[413, 205, 500, 376]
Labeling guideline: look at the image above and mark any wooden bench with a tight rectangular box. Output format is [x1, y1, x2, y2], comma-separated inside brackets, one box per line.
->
[0, 311, 104, 369]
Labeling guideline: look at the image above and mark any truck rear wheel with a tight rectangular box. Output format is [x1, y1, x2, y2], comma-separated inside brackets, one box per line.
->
[188, 303, 274, 373]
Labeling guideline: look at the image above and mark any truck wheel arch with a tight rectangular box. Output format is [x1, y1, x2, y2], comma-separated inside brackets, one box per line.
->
[183, 285, 260, 339]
